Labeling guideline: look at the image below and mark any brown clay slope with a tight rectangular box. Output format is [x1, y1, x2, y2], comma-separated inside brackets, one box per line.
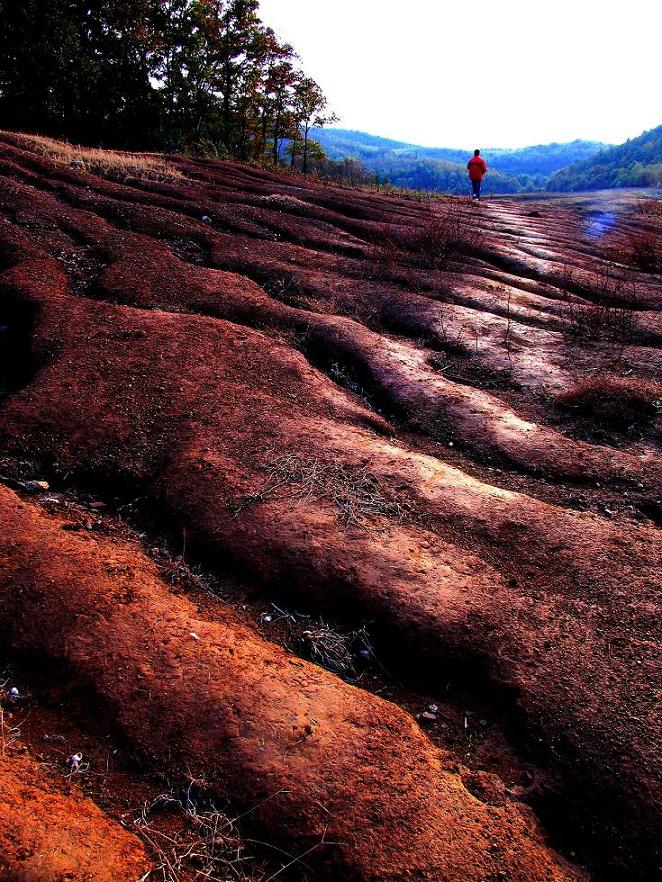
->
[0, 138, 659, 492]
[0, 134, 660, 880]
[0, 486, 582, 882]
[0, 219, 660, 878]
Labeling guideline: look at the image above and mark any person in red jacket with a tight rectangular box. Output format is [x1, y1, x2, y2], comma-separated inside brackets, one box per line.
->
[467, 149, 487, 200]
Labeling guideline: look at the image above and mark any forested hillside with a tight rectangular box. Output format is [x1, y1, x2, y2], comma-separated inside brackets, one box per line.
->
[313, 128, 605, 192]
[547, 124, 662, 191]
[0, 0, 334, 169]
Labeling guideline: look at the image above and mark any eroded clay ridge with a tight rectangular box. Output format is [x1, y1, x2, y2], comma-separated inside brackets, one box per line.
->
[0, 134, 660, 879]
[0, 749, 149, 882]
[0, 134, 660, 495]
[0, 486, 582, 882]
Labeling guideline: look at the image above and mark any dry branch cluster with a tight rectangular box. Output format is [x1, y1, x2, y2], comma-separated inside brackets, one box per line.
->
[373, 198, 486, 273]
[240, 452, 409, 527]
[135, 789, 262, 882]
[559, 265, 640, 344]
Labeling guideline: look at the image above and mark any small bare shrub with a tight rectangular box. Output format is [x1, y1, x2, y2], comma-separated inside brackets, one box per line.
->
[406, 200, 485, 270]
[560, 266, 639, 345]
[371, 199, 485, 274]
[368, 222, 406, 272]
[614, 199, 662, 272]
[556, 376, 661, 430]
[620, 230, 662, 273]
[634, 198, 662, 219]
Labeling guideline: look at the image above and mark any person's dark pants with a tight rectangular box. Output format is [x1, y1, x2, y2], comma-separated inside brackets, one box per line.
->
[471, 178, 482, 199]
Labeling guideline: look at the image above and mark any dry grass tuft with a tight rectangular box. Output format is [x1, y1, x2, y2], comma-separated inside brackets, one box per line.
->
[237, 452, 409, 526]
[557, 376, 662, 429]
[262, 275, 310, 309]
[13, 133, 183, 184]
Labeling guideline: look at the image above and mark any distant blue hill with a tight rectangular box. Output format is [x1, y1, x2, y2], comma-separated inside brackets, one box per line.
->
[312, 128, 608, 194]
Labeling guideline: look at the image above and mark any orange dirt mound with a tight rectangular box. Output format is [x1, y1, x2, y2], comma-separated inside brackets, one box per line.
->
[0, 749, 150, 882]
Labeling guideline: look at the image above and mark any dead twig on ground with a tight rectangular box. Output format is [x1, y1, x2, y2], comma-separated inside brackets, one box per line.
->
[235, 452, 410, 527]
[135, 786, 262, 882]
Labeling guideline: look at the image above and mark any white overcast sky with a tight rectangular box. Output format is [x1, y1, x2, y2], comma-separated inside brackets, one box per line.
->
[258, 0, 662, 149]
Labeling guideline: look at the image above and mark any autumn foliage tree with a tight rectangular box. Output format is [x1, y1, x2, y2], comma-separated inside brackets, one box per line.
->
[0, 0, 335, 166]
[291, 76, 338, 173]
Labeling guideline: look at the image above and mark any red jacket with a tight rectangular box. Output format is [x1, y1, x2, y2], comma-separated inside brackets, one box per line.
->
[467, 156, 487, 180]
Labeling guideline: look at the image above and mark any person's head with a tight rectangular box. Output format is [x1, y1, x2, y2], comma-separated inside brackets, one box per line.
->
[474, 149, 480, 156]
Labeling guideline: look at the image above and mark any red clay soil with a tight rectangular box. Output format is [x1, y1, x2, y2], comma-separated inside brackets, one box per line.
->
[0, 485, 583, 882]
[0, 133, 660, 881]
[0, 749, 149, 882]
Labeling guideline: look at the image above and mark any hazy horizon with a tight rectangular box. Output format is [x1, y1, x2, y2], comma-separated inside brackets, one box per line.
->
[258, 0, 662, 149]
[318, 124, 617, 151]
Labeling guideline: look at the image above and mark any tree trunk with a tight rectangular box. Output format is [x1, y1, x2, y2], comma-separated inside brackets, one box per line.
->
[272, 102, 282, 166]
[302, 123, 309, 175]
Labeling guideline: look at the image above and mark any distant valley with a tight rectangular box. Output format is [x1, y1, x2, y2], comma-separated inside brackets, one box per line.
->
[313, 124, 662, 195]
[312, 127, 606, 193]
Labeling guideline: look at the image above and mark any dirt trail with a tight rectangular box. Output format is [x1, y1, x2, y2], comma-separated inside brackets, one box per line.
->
[0, 133, 660, 881]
